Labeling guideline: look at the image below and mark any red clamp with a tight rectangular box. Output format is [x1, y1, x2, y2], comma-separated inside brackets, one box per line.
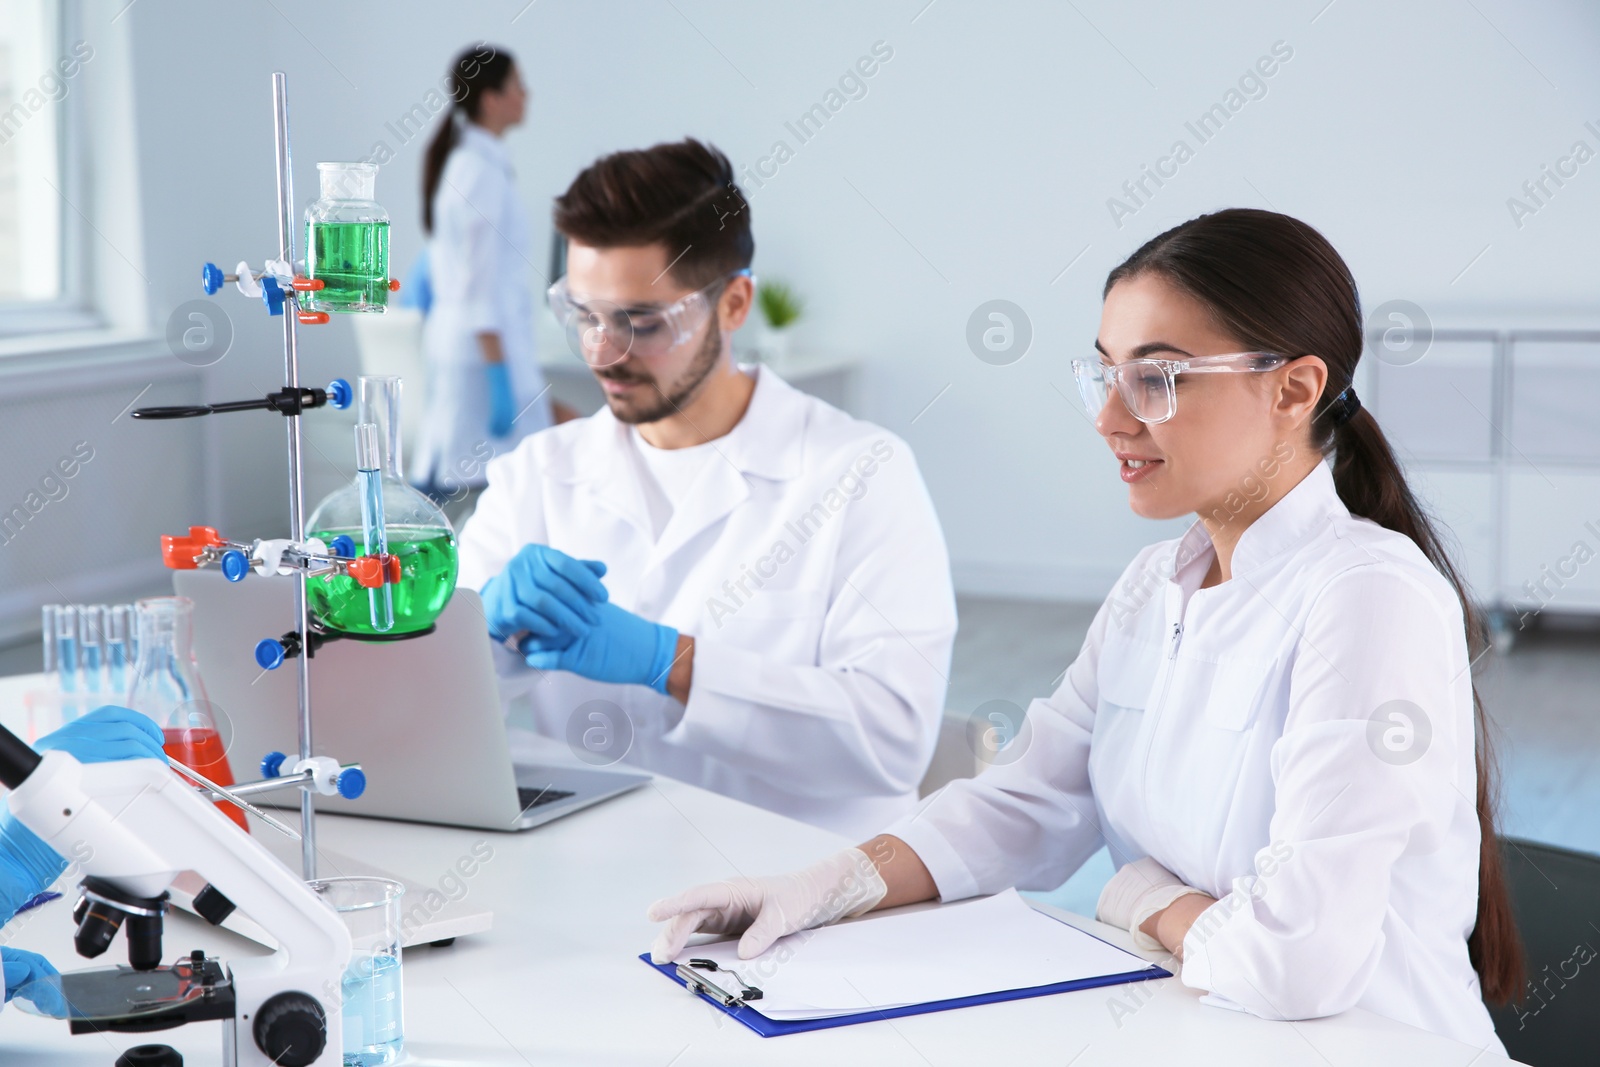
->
[347, 553, 401, 589]
[162, 526, 224, 570]
[388, 278, 401, 292]
[296, 310, 330, 325]
[291, 277, 325, 292]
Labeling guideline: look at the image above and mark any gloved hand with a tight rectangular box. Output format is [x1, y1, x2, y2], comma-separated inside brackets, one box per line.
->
[1096, 856, 1207, 952]
[481, 544, 609, 651]
[486, 361, 516, 438]
[647, 847, 888, 964]
[522, 599, 678, 694]
[35, 706, 167, 765]
[2, 948, 65, 1016]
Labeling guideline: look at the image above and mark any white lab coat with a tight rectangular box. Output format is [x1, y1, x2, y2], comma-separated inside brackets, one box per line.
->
[885, 460, 1503, 1052]
[412, 122, 550, 491]
[457, 367, 958, 839]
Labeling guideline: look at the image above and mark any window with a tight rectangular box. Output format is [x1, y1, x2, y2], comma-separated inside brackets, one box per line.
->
[0, 0, 94, 336]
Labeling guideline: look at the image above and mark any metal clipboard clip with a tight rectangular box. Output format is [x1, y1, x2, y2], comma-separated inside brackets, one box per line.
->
[676, 958, 764, 1006]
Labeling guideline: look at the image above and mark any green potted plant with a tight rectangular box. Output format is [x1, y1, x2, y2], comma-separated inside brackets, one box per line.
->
[755, 280, 804, 363]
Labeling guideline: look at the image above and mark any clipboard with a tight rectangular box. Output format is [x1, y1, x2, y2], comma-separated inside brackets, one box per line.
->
[640, 892, 1172, 1038]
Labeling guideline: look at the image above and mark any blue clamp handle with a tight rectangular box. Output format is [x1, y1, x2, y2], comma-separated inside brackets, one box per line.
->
[328, 534, 356, 559]
[201, 262, 225, 296]
[261, 276, 286, 317]
[336, 768, 367, 800]
[220, 550, 251, 583]
[327, 378, 353, 410]
[254, 638, 285, 671]
[261, 751, 287, 779]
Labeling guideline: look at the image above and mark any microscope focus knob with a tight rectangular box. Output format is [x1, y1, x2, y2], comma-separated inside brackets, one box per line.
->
[252, 991, 326, 1067]
[115, 1045, 184, 1067]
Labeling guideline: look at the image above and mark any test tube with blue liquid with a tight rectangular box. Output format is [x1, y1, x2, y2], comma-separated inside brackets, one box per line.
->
[105, 605, 129, 695]
[355, 422, 394, 633]
[78, 606, 104, 693]
[41, 606, 56, 678]
[55, 606, 78, 693]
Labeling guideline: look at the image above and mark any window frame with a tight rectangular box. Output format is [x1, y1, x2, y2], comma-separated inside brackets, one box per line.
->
[0, 0, 98, 339]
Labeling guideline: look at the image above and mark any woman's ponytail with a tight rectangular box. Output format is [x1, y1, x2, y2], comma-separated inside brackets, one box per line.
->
[1106, 207, 1525, 1006]
[421, 44, 516, 234]
[420, 107, 459, 235]
[1328, 404, 1524, 1005]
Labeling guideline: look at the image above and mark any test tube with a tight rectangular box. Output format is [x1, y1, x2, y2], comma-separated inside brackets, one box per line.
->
[41, 605, 57, 676]
[79, 606, 104, 694]
[55, 606, 78, 692]
[105, 605, 129, 696]
[356, 422, 394, 632]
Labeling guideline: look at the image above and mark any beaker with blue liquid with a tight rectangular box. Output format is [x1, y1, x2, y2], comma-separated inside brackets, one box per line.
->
[311, 876, 406, 1066]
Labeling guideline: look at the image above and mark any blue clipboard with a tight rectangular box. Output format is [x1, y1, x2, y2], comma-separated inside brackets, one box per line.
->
[639, 949, 1171, 1038]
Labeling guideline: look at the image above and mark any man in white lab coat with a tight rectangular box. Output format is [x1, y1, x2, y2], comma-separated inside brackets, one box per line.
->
[456, 139, 957, 838]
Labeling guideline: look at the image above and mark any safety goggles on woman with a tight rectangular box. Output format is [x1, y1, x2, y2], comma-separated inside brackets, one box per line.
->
[1071, 351, 1292, 425]
[546, 269, 753, 368]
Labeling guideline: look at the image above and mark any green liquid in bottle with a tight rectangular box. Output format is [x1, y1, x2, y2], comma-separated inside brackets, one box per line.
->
[307, 526, 458, 636]
[302, 220, 390, 312]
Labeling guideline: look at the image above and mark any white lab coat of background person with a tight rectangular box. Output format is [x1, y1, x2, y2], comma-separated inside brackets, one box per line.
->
[456, 366, 958, 840]
[412, 122, 550, 491]
[883, 460, 1504, 1053]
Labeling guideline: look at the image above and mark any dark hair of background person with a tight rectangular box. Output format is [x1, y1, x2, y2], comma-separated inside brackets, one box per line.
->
[421, 43, 516, 234]
[1104, 206, 1525, 1005]
[553, 137, 754, 291]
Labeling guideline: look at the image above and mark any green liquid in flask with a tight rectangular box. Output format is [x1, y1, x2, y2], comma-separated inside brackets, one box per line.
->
[307, 526, 458, 636]
[302, 220, 390, 312]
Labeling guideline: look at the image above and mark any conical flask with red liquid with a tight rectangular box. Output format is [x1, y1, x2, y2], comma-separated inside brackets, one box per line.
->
[126, 596, 248, 831]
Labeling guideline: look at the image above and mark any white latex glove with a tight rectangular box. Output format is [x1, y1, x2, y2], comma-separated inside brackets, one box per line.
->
[647, 848, 888, 964]
[1096, 856, 1207, 952]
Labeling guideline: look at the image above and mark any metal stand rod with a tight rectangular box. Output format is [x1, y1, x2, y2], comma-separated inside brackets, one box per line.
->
[271, 71, 317, 882]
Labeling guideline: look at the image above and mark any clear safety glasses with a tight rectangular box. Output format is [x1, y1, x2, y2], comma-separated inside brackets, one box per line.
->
[1070, 351, 1292, 425]
[546, 269, 752, 368]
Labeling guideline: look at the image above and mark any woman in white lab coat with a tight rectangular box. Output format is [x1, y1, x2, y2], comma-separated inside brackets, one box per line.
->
[647, 209, 1523, 1051]
[412, 44, 552, 499]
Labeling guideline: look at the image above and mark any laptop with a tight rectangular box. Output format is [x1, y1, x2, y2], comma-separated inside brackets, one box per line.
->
[173, 569, 651, 833]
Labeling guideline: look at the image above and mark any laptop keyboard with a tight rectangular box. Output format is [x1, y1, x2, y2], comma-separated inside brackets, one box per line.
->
[517, 786, 576, 812]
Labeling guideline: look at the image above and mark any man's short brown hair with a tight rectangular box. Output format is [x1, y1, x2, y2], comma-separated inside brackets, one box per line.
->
[553, 138, 754, 290]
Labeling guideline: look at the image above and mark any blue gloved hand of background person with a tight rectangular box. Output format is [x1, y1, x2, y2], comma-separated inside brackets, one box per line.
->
[486, 361, 516, 438]
[481, 544, 609, 652]
[522, 599, 679, 695]
[2, 948, 65, 1015]
[35, 706, 167, 766]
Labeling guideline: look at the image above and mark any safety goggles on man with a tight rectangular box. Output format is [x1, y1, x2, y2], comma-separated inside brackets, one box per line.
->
[1070, 351, 1292, 425]
[546, 269, 753, 367]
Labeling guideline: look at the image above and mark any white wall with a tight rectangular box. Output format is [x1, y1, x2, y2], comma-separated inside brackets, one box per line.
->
[104, 0, 1600, 599]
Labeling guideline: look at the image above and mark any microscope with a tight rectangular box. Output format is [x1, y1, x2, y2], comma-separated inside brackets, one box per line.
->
[0, 721, 350, 1066]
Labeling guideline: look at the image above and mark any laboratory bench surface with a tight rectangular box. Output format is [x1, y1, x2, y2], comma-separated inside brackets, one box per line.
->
[0, 673, 1524, 1066]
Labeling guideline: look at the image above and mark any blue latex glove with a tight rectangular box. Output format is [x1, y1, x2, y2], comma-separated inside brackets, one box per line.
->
[523, 599, 680, 695]
[35, 705, 167, 766]
[2, 948, 65, 1015]
[481, 544, 610, 651]
[487, 361, 516, 438]
[400, 248, 433, 315]
[0, 707, 168, 920]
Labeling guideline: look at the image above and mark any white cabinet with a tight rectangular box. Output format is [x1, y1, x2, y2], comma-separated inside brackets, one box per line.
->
[1367, 327, 1600, 645]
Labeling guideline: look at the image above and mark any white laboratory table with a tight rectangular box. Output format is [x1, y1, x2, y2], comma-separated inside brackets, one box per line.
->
[0, 674, 1521, 1066]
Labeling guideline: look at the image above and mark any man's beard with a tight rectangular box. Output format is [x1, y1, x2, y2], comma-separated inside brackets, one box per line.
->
[597, 323, 722, 425]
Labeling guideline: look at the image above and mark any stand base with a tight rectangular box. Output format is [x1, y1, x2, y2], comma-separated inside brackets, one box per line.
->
[170, 834, 492, 950]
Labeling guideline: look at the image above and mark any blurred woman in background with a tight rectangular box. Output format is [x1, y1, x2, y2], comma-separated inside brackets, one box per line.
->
[413, 44, 557, 512]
